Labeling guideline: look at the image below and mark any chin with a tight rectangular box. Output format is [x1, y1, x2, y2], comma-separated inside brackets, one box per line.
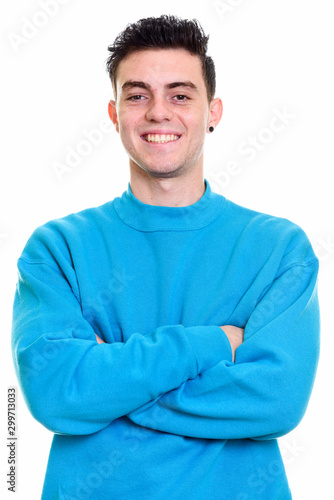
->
[142, 165, 186, 179]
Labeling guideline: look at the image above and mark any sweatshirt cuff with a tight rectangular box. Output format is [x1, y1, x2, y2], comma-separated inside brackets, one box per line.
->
[185, 325, 233, 374]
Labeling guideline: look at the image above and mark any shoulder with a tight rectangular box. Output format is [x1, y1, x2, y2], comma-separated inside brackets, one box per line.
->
[222, 197, 317, 267]
[19, 199, 116, 263]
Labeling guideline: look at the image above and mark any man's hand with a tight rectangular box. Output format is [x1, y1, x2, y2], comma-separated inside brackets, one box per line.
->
[95, 333, 105, 344]
[219, 325, 244, 362]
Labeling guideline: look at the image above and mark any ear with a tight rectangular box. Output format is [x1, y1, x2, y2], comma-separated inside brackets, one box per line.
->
[207, 97, 223, 132]
[108, 100, 119, 133]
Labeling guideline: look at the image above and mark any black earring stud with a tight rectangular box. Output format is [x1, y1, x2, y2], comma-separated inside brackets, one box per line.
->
[209, 126, 214, 133]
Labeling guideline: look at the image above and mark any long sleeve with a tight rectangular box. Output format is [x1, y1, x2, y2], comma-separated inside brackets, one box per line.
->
[127, 258, 320, 440]
[12, 185, 317, 499]
[11, 257, 232, 437]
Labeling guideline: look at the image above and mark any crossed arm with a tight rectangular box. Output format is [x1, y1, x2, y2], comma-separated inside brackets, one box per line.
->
[95, 325, 244, 362]
[94, 261, 320, 441]
[12, 252, 320, 440]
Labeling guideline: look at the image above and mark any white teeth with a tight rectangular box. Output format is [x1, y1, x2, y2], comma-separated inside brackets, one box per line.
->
[145, 134, 180, 143]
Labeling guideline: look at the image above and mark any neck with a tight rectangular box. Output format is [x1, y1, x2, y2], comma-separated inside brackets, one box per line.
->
[129, 163, 206, 207]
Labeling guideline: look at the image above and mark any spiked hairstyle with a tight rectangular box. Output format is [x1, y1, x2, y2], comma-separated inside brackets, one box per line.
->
[105, 15, 216, 102]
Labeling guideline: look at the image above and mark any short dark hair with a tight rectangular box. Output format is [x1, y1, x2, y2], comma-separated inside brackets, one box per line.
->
[105, 15, 216, 102]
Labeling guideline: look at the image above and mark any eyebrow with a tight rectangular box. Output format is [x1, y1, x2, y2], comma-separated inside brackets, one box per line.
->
[121, 80, 199, 92]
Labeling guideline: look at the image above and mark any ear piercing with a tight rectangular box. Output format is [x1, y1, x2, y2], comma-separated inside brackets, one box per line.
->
[209, 126, 214, 133]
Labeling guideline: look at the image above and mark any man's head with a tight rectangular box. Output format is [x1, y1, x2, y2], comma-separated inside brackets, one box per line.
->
[106, 15, 216, 103]
[106, 16, 222, 181]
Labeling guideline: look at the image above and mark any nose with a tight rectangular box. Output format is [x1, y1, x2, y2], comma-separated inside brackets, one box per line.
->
[145, 95, 173, 122]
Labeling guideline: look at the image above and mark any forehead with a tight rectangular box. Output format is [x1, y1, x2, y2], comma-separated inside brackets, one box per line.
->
[116, 48, 205, 91]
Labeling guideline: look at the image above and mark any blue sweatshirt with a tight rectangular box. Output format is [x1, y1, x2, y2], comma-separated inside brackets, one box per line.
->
[11, 180, 320, 500]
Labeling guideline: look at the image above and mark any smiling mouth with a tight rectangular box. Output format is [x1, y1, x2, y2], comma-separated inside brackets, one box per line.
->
[141, 134, 181, 144]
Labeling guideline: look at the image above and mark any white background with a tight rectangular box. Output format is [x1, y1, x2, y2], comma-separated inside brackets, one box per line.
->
[1, 0, 333, 498]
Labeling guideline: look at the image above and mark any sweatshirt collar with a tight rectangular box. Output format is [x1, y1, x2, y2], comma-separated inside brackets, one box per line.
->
[113, 179, 225, 232]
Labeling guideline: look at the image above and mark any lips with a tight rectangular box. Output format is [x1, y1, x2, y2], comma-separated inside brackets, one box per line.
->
[141, 133, 181, 144]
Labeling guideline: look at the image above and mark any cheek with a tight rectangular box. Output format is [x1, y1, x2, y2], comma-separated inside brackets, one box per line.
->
[187, 115, 208, 142]
[182, 106, 208, 131]
[119, 113, 139, 140]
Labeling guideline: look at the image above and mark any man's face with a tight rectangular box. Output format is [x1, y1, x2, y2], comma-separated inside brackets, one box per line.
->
[109, 48, 221, 179]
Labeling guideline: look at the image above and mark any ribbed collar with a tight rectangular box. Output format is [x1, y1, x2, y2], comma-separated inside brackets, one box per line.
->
[113, 179, 225, 232]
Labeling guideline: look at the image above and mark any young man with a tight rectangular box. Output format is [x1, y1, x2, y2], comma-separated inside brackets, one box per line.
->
[12, 15, 320, 500]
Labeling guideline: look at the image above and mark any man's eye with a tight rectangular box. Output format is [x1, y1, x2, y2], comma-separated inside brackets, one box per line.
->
[174, 95, 188, 101]
[128, 95, 145, 101]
